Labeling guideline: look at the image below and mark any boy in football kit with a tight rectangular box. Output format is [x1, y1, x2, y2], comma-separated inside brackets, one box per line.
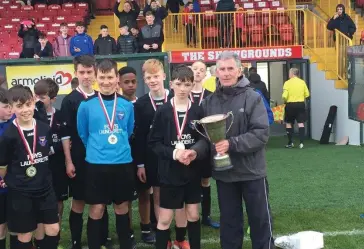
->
[34, 79, 68, 246]
[134, 59, 191, 248]
[149, 65, 207, 249]
[0, 88, 13, 249]
[0, 85, 59, 249]
[77, 59, 135, 249]
[190, 61, 219, 229]
[60, 55, 109, 249]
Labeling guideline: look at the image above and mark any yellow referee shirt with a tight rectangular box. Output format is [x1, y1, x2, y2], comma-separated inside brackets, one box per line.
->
[282, 77, 310, 103]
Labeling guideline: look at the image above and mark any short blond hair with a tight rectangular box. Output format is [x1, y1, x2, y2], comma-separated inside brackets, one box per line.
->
[142, 59, 164, 74]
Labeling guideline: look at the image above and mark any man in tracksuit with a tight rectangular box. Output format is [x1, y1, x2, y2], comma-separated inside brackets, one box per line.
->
[77, 59, 135, 249]
[70, 21, 94, 57]
[189, 51, 274, 249]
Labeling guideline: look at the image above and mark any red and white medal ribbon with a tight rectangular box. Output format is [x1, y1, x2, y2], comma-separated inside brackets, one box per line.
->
[98, 92, 118, 133]
[77, 86, 93, 99]
[189, 88, 205, 106]
[149, 90, 167, 111]
[172, 98, 190, 142]
[15, 119, 37, 165]
[48, 107, 55, 127]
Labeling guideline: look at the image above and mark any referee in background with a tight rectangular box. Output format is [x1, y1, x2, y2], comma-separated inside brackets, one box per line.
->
[283, 68, 310, 149]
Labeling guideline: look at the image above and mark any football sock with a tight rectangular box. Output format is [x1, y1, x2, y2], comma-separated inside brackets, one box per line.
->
[175, 226, 186, 242]
[201, 186, 211, 220]
[0, 238, 5, 249]
[299, 127, 305, 144]
[188, 220, 201, 249]
[101, 208, 109, 245]
[10, 234, 18, 249]
[116, 213, 132, 249]
[286, 127, 293, 144]
[87, 217, 102, 249]
[69, 210, 83, 248]
[155, 228, 170, 249]
[150, 194, 157, 225]
[43, 235, 58, 249]
[16, 241, 32, 249]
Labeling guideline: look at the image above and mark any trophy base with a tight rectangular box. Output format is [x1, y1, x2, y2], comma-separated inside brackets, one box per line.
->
[213, 154, 233, 171]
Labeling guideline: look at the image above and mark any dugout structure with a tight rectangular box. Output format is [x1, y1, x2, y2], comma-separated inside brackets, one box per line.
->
[0, 53, 170, 97]
[347, 46, 364, 145]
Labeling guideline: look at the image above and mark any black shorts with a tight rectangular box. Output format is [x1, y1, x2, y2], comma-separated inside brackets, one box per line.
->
[7, 190, 59, 233]
[201, 160, 212, 179]
[0, 193, 6, 224]
[68, 156, 86, 201]
[136, 163, 160, 192]
[160, 180, 201, 209]
[84, 163, 135, 205]
[51, 166, 69, 201]
[284, 102, 306, 124]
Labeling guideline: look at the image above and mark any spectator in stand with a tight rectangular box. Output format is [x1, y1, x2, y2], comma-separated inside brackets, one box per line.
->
[18, 19, 40, 58]
[114, 0, 141, 30]
[327, 4, 356, 41]
[143, 0, 168, 26]
[116, 25, 138, 54]
[27, 0, 60, 5]
[139, 11, 164, 53]
[34, 32, 53, 58]
[53, 23, 72, 57]
[93, 25, 117, 55]
[183, 2, 197, 47]
[70, 21, 94, 56]
[166, 0, 184, 31]
[248, 67, 269, 102]
[216, 0, 236, 48]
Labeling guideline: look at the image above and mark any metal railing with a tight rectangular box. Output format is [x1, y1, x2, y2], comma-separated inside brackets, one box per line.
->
[162, 9, 305, 50]
[304, 10, 352, 81]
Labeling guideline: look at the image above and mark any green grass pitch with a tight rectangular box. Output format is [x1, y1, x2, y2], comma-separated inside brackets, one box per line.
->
[57, 136, 364, 249]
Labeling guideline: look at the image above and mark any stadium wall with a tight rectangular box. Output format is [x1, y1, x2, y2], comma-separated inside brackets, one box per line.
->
[310, 63, 361, 145]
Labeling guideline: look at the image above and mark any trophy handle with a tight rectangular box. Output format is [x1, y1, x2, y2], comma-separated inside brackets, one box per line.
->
[226, 111, 234, 134]
[191, 120, 209, 140]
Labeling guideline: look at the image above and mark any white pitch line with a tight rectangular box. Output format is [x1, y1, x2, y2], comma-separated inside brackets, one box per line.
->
[81, 229, 364, 248]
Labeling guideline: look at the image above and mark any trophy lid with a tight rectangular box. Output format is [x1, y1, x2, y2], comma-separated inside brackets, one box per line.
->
[200, 114, 227, 124]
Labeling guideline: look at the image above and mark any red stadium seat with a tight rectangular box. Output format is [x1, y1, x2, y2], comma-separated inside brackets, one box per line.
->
[47, 9, 58, 16]
[8, 51, 19, 59]
[35, 23, 48, 31]
[55, 16, 66, 22]
[3, 24, 16, 32]
[67, 16, 82, 22]
[279, 23, 293, 43]
[51, 23, 61, 30]
[46, 31, 57, 41]
[254, 1, 268, 9]
[21, 5, 33, 11]
[58, 9, 71, 16]
[62, 2, 75, 9]
[250, 24, 263, 44]
[275, 13, 289, 24]
[48, 4, 61, 10]
[76, 2, 88, 10]
[7, 36, 19, 45]
[71, 8, 87, 16]
[0, 45, 10, 54]
[8, 4, 20, 11]
[35, 4, 47, 10]
[243, 2, 254, 9]
[2, 12, 14, 18]
[203, 26, 218, 38]
[10, 17, 20, 24]
[269, 1, 281, 9]
[67, 22, 76, 28]
[246, 13, 260, 26]
[0, 0, 11, 5]
[0, 6, 5, 12]
[40, 16, 53, 23]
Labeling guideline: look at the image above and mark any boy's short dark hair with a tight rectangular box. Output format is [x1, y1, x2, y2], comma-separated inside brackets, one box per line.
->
[60, 22, 68, 27]
[71, 77, 79, 89]
[186, 2, 193, 6]
[0, 88, 8, 104]
[118, 66, 136, 77]
[249, 67, 257, 73]
[34, 79, 48, 96]
[171, 65, 194, 82]
[8, 85, 33, 104]
[75, 21, 85, 27]
[96, 59, 118, 75]
[145, 11, 154, 17]
[39, 32, 47, 39]
[100, 25, 108, 30]
[46, 79, 59, 99]
[73, 55, 96, 72]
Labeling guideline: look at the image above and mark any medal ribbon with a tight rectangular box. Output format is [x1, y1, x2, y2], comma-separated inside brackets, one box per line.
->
[49, 107, 55, 127]
[149, 90, 167, 111]
[172, 98, 190, 141]
[77, 86, 93, 99]
[98, 92, 118, 132]
[15, 119, 37, 166]
[189, 88, 205, 106]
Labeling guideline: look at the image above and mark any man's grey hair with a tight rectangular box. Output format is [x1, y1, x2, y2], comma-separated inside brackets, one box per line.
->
[210, 65, 216, 76]
[290, 68, 299, 76]
[216, 51, 242, 69]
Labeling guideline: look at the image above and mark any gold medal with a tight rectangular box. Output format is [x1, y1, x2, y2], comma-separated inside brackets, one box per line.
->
[108, 134, 118, 145]
[26, 165, 37, 177]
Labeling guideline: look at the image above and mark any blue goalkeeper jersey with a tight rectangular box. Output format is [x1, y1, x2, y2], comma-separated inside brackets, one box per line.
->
[77, 93, 134, 165]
